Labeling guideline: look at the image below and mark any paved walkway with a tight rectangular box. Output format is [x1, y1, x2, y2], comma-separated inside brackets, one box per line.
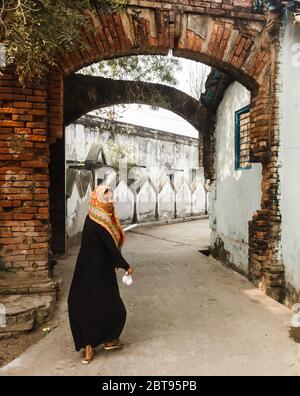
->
[1, 220, 299, 376]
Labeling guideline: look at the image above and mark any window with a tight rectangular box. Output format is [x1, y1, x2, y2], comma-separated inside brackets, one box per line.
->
[235, 105, 251, 170]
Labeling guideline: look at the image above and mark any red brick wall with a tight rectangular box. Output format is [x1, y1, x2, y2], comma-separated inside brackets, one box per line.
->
[0, 66, 50, 281]
[248, 38, 284, 301]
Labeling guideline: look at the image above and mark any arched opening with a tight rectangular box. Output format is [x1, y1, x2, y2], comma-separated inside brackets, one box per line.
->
[0, 2, 284, 342]
[50, 54, 211, 254]
[45, 4, 281, 300]
[62, 104, 207, 247]
[49, 48, 263, 295]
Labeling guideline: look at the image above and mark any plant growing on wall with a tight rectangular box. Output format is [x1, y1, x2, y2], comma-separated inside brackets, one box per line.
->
[83, 55, 181, 86]
[105, 139, 143, 183]
[105, 139, 136, 178]
[0, 0, 126, 84]
[0, 1, 185, 119]
[252, 0, 265, 12]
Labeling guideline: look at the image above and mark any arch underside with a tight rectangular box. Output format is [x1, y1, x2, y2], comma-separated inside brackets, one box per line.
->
[57, 9, 268, 92]
[64, 74, 204, 130]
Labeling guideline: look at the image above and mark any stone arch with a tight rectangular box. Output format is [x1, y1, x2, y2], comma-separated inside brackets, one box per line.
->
[64, 74, 203, 129]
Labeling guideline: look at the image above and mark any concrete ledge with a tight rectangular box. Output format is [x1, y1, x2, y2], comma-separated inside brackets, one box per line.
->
[66, 214, 209, 249]
[131, 214, 209, 229]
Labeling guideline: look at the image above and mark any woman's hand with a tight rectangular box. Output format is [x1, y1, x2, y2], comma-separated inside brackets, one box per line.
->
[127, 266, 134, 275]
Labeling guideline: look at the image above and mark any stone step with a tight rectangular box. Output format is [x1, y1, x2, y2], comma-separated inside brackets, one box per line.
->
[0, 293, 56, 338]
[0, 278, 60, 296]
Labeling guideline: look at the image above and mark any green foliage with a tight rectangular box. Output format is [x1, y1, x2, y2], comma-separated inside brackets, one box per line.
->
[252, 0, 265, 12]
[83, 55, 181, 86]
[106, 139, 135, 171]
[83, 55, 182, 116]
[0, 0, 126, 84]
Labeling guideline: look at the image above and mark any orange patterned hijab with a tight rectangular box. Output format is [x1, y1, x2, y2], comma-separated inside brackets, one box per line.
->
[88, 184, 126, 249]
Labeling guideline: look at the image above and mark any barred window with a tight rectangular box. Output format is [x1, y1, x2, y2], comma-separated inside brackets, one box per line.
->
[235, 105, 251, 170]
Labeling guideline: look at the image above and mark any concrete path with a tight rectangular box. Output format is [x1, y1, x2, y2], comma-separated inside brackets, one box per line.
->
[1, 219, 299, 376]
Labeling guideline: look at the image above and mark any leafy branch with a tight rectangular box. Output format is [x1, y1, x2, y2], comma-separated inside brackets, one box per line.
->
[0, 0, 126, 84]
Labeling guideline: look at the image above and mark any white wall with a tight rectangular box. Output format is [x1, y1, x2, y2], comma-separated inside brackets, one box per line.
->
[67, 184, 92, 240]
[65, 117, 199, 193]
[279, 16, 300, 294]
[210, 81, 262, 274]
[66, 124, 88, 162]
[65, 119, 198, 166]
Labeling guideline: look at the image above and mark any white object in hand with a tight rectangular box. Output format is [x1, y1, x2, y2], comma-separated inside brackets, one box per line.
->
[122, 272, 133, 286]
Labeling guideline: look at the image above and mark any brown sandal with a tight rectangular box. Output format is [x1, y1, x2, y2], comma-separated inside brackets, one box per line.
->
[104, 339, 123, 351]
[81, 349, 95, 364]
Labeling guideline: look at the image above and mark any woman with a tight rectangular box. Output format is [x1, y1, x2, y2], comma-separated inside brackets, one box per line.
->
[68, 184, 133, 364]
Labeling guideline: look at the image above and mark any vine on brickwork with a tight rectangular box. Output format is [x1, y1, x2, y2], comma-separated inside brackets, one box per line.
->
[0, 1, 126, 84]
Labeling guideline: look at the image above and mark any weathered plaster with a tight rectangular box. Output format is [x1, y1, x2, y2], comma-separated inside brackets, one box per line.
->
[279, 15, 300, 303]
[210, 81, 262, 275]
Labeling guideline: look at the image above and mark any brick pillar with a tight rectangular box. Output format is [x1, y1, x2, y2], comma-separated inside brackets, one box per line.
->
[0, 66, 57, 308]
[248, 40, 284, 302]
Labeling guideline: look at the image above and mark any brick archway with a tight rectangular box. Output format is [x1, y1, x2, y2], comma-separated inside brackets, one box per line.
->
[49, 1, 271, 141]
[0, 0, 283, 332]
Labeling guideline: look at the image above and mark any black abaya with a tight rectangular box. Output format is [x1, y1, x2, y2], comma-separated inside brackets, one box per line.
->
[68, 214, 130, 351]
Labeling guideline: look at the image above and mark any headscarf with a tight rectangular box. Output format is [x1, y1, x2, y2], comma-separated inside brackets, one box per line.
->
[88, 184, 126, 250]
